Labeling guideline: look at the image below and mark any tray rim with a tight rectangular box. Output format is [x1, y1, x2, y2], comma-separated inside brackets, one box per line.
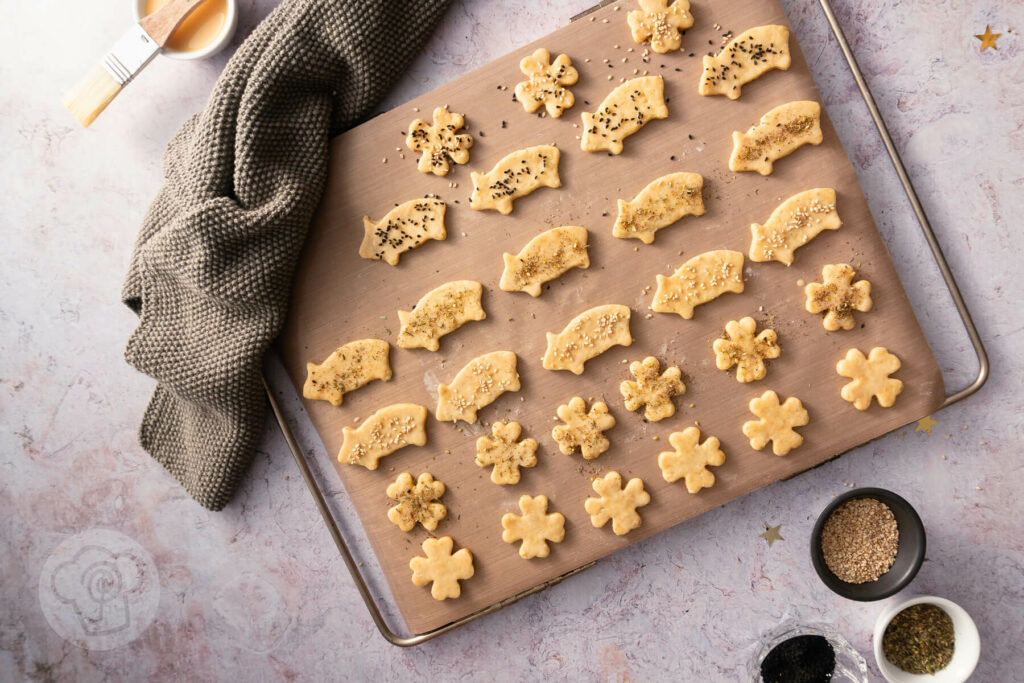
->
[264, 0, 989, 647]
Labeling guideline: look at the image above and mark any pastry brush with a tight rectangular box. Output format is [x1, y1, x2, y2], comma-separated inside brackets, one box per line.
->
[62, 0, 206, 127]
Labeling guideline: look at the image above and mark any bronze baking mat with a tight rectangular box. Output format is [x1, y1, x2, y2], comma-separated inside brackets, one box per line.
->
[278, 0, 944, 634]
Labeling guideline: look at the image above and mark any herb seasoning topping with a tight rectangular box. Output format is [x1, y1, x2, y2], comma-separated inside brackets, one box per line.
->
[882, 604, 955, 675]
[737, 116, 815, 162]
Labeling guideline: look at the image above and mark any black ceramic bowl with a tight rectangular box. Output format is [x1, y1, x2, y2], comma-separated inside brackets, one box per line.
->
[810, 487, 925, 601]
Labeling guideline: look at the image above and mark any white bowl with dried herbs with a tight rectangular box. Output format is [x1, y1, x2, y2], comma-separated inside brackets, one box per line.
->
[873, 596, 980, 682]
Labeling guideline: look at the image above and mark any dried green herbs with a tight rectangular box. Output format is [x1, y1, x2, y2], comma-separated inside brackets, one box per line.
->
[882, 603, 955, 674]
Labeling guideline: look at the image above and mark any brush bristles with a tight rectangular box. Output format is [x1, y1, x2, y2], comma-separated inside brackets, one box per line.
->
[62, 65, 122, 127]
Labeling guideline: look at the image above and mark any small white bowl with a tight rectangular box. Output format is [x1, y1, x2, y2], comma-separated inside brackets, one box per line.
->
[873, 596, 980, 683]
[132, 0, 237, 60]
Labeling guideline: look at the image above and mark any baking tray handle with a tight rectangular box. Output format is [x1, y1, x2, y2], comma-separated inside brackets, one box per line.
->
[817, 0, 988, 407]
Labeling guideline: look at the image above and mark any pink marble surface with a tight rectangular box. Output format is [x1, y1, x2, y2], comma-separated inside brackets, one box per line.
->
[2, 0, 1022, 680]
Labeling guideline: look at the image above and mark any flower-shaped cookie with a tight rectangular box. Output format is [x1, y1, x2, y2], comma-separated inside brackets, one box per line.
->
[475, 421, 538, 485]
[501, 494, 566, 559]
[620, 356, 686, 421]
[584, 471, 651, 535]
[552, 397, 616, 460]
[836, 347, 903, 410]
[386, 472, 447, 532]
[805, 264, 873, 331]
[713, 316, 781, 383]
[409, 536, 474, 601]
[627, 0, 695, 54]
[405, 106, 474, 176]
[742, 390, 809, 456]
[514, 48, 579, 118]
[657, 427, 726, 494]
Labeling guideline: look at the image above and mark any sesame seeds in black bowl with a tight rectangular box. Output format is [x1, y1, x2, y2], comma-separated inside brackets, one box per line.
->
[810, 488, 926, 601]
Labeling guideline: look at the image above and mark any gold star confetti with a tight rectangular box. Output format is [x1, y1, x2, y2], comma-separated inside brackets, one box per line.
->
[915, 415, 939, 435]
[975, 25, 1001, 51]
[760, 524, 784, 547]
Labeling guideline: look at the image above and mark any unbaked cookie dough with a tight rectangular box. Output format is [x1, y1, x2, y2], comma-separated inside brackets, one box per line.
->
[436, 351, 521, 423]
[749, 188, 841, 265]
[360, 198, 446, 266]
[584, 471, 651, 536]
[500, 225, 589, 296]
[386, 472, 446, 532]
[581, 76, 668, 154]
[620, 356, 686, 421]
[713, 316, 781, 383]
[303, 338, 391, 406]
[627, 0, 694, 54]
[552, 396, 616, 460]
[836, 347, 903, 410]
[470, 145, 561, 214]
[699, 25, 791, 99]
[542, 304, 633, 374]
[613, 172, 705, 244]
[657, 427, 726, 494]
[475, 421, 538, 485]
[805, 263, 872, 330]
[396, 280, 486, 351]
[338, 403, 428, 469]
[406, 106, 473, 176]
[514, 48, 578, 118]
[651, 249, 745, 319]
[501, 494, 566, 559]
[409, 536, 474, 601]
[729, 100, 823, 175]
[742, 390, 809, 456]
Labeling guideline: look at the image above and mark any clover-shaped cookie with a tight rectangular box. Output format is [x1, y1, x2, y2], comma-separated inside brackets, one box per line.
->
[627, 0, 695, 54]
[405, 106, 474, 176]
[386, 472, 447, 532]
[805, 264, 873, 331]
[409, 536, 474, 601]
[836, 347, 903, 410]
[552, 397, 616, 460]
[514, 48, 579, 118]
[501, 494, 566, 559]
[584, 471, 651, 535]
[475, 421, 538, 485]
[742, 390, 809, 456]
[657, 427, 726, 494]
[620, 356, 686, 421]
[713, 316, 781, 383]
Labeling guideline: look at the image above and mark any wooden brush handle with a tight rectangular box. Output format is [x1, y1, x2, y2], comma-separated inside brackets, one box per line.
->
[141, 0, 207, 46]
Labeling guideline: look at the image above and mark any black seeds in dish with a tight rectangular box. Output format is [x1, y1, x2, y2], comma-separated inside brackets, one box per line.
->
[760, 635, 835, 683]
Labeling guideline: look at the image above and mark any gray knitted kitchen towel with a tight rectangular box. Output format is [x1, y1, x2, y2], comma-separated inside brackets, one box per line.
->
[121, 0, 450, 510]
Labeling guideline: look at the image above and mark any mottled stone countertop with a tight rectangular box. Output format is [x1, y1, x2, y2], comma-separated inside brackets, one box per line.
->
[2, 0, 1022, 680]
